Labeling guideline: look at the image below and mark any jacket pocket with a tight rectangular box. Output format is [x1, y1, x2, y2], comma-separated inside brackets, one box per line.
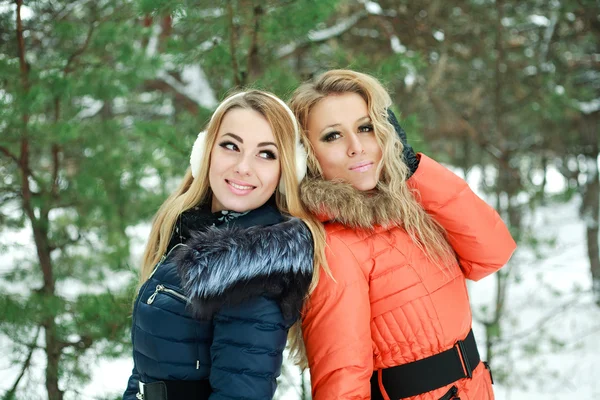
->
[146, 283, 189, 305]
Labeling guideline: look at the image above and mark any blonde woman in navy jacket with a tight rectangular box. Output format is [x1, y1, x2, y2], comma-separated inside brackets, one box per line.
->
[122, 91, 326, 400]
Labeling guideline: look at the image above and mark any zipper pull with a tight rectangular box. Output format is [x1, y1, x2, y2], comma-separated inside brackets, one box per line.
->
[451, 386, 460, 400]
[147, 284, 164, 304]
[439, 386, 459, 400]
[450, 385, 460, 400]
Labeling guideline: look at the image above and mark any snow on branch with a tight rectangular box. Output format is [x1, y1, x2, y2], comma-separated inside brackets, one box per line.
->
[540, 12, 558, 64]
[146, 24, 160, 57]
[157, 65, 217, 109]
[75, 96, 104, 119]
[307, 13, 364, 41]
[358, 0, 406, 54]
[390, 35, 407, 54]
[145, 21, 218, 110]
[277, 10, 367, 58]
[578, 98, 600, 114]
[529, 14, 551, 27]
[363, 1, 382, 15]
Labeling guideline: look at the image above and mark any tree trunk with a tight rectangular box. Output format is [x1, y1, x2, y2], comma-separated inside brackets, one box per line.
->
[15, 2, 63, 397]
[539, 154, 548, 206]
[582, 160, 599, 306]
[580, 113, 600, 306]
[45, 321, 64, 400]
[32, 217, 62, 399]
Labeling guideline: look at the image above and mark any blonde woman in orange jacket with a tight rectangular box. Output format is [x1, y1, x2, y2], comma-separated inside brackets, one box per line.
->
[289, 70, 517, 400]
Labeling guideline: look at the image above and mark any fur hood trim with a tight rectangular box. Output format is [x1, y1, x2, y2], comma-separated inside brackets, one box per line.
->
[300, 177, 404, 229]
[173, 217, 313, 319]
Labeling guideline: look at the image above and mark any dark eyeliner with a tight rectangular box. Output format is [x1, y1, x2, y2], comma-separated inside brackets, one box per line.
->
[261, 150, 277, 160]
[321, 131, 341, 142]
[219, 141, 238, 150]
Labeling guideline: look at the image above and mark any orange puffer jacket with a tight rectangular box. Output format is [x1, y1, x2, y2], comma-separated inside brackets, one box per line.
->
[300, 154, 516, 400]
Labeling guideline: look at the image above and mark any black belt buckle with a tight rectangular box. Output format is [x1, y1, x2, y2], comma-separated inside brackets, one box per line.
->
[455, 338, 473, 379]
[140, 381, 168, 400]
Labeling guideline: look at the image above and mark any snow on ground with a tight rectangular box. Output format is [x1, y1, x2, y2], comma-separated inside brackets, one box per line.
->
[470, 197, 600, 399]
[1, 160, 599, 399]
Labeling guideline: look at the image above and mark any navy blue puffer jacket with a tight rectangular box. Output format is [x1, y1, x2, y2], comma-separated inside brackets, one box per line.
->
[122, 205, 313, 399]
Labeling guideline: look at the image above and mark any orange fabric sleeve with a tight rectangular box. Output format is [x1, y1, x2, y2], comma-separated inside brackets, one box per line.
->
[302, 236, 372, 400]
[408, 154, 517, 281]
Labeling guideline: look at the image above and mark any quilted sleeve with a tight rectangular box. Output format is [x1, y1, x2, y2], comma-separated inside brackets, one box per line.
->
[209, 296, 293, 400]
[122, 364, 140, 400]
[408, 154, 517, 281]
[302, 236, 372, 400]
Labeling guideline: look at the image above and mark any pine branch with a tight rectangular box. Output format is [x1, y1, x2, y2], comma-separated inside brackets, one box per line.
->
[49, 199, 81, 211]
[495, 293, 588, 345]
[0, 145, 41, 183]
[59, 335, 94, 352]
[55, 0, 93, 22]
[63, 2, 129, 75]
[48, 232, 82, 253]
[0, 146, 19, 165]
[64, 21, 95, 74]
[138, 127, 188, 156]
[2, 327, 40, 400]
[143, 78, 200, 114]
[0, 192, 21, 209]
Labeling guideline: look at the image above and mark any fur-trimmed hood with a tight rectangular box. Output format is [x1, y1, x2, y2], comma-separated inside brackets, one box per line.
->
[173, 217, 313, 320]
[300, 176, 404, 229]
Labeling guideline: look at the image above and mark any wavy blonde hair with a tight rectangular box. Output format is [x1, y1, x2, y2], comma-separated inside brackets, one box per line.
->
[139, 91, 327, 301]
[288, 69, 456, 366]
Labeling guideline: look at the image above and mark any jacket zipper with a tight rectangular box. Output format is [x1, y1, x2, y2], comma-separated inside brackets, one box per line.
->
[147, 243, 187, 280]
[147, 284, 189, 304]
[131, 243, 188, 351]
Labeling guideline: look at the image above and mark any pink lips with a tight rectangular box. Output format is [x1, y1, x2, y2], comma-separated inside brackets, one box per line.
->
[225, 179, 256, 195]
[349, 161, 373, 173]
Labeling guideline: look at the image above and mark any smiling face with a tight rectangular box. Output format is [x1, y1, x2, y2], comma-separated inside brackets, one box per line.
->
[208, 107, 281, 213]
[306, 92, 383, 191]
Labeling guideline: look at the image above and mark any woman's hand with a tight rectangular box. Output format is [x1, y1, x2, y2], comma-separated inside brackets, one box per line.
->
[387, 109, 419, 178]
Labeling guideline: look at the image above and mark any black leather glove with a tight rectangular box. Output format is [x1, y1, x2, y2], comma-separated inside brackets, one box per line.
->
[387, 109, 419, 178]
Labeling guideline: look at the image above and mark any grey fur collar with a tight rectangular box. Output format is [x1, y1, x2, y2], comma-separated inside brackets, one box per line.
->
[300, 177, 404, 229]
[173, 217, 313, 319]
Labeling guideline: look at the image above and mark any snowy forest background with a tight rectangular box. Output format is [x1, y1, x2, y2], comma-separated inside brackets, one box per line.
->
[1, 0, 599, 399]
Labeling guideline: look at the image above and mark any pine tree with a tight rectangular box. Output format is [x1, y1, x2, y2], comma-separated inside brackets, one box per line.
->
[0, 1, 175, 398]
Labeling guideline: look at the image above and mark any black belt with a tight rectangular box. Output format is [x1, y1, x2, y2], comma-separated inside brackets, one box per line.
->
[371, 329, 481, 400]
[138, 379, 211, 400]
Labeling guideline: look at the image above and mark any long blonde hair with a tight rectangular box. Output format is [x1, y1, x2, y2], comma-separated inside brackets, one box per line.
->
[139, 91, 327, 295]
[288, 70, 456, 366]
[291, 69, 455, 266]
